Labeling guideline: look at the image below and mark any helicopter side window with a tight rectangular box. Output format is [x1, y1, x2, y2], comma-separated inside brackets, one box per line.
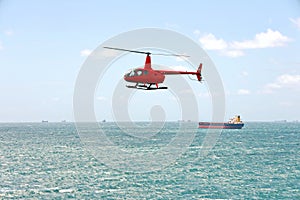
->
[136, 70, 143, 76]
[144, 70, 148, 75]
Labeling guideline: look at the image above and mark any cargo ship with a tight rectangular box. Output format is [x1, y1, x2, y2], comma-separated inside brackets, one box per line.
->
[199, 115, 244, 129]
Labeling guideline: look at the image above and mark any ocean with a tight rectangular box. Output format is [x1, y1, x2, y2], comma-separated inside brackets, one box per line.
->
[0, 122, 299, 199]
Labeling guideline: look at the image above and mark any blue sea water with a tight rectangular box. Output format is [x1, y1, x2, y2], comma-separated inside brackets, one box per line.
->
[0, 122, 299, 199]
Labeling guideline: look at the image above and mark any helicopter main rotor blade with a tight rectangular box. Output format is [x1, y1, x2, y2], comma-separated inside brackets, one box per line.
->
[103, 47, 151, 55]
[151, 53, 190, 57]
[103, 47, 190, 57]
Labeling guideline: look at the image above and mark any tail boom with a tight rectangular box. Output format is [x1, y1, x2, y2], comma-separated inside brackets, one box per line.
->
[157, 63, 202, 82]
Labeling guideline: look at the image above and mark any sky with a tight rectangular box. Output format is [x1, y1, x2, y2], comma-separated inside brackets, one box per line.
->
[0, 0, 300, 122]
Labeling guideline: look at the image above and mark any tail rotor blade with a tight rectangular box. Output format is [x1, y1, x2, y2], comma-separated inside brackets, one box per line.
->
[196, 63, 203, 81]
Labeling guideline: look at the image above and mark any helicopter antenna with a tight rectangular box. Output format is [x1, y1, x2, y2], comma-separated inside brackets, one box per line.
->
[103, 46, 189, 57]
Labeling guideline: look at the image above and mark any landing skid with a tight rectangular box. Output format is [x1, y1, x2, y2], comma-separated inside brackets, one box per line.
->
[126, 84, 168, 90]
[145, 86, 168, 90]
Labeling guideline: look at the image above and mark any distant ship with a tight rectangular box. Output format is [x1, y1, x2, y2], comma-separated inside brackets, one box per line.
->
[199, 115, 244, 129]
[42, 120, 48, 123]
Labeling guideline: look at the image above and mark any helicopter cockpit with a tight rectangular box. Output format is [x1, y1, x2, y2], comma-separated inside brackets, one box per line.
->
[125, 69, 145, 77]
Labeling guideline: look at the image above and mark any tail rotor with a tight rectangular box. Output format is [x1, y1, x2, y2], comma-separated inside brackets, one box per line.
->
[196, 63, 202, 82]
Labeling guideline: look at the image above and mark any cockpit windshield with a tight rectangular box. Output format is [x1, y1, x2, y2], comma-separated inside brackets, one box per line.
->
[125, 69, 135, 77]
[125, 69, 143, 77]
[129, 70, 136, 77]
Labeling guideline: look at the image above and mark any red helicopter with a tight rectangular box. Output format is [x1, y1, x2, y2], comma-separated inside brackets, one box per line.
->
[104, 47, 203, 90]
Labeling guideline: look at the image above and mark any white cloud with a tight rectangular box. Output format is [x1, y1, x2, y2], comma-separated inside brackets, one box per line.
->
[230, 29, 291, 49]
[237, 89, 250, 95]
[199, 33, 228, 50]
[80, 49, 92, 57]
[290, 17, 300, 29]
[193, 30, 201, 35]
[263, 74, 300, 93]
[197, 29, 291, 58]
[241, 71, 249, 77]
[221, 50, 244, 57]
[4, 30, 14, 36]
[266, 83, 281, 89]
[277, 74, 300, 86]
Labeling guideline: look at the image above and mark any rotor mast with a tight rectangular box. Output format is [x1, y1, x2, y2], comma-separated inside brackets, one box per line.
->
[145, 54, 151, 70]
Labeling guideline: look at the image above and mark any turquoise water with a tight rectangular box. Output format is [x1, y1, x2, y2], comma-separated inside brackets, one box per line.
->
[0, 122, 299, 199]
